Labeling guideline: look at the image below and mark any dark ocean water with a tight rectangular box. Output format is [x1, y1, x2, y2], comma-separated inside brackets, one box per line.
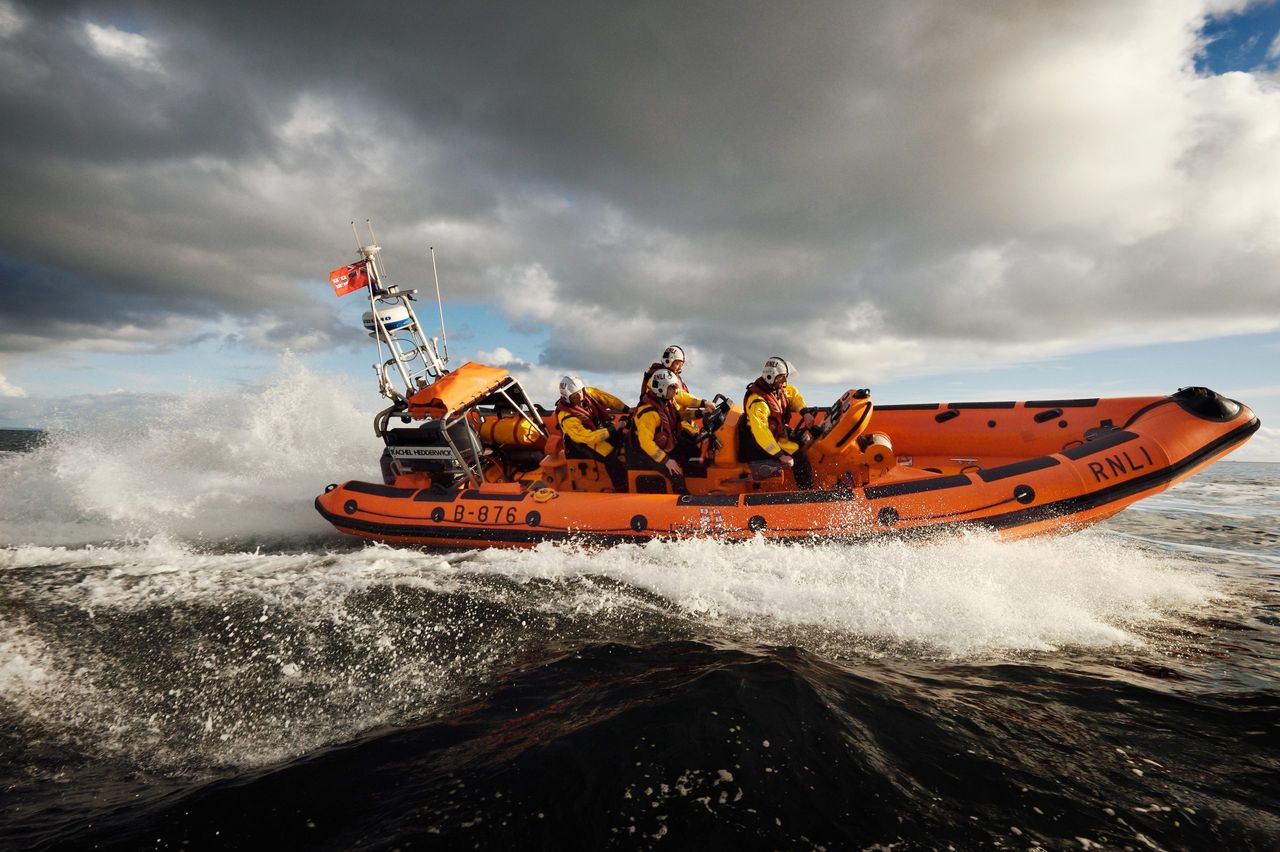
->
[1, 398, 1277, 850]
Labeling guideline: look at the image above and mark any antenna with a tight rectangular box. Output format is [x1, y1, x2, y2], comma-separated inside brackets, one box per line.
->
[430, 246, 449, 361]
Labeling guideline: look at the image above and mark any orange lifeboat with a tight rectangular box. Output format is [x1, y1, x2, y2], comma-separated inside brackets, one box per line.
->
[316, 363, 1260, 549]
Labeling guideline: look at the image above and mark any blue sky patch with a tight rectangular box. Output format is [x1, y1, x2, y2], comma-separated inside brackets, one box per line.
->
[1198, 0, 1280, 73]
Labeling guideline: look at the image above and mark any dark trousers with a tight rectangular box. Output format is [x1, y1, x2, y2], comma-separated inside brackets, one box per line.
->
[739, 436, 815, 490]
[670, 432, 702, 465]
[565, 441, 629, 492]
[624, 431, 700, 495]
[790, 451, 815, 490]
[628, 454, 688, 494]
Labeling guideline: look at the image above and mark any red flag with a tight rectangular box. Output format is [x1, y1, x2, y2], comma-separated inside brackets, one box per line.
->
[329, 260, 370, 297]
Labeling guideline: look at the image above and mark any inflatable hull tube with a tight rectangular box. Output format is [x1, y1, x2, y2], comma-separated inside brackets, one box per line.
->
[315, 389, 1259, 548]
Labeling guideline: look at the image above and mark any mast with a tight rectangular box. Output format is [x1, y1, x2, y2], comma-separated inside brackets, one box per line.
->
[352, 221, 449, 401]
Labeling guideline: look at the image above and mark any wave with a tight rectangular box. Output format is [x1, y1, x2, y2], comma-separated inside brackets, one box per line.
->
[0, 530, 1224, 777]
[2, 530, 1221, 653]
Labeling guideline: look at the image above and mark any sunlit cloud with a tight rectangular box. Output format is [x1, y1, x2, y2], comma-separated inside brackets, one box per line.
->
[0, 0, 1276, 458]
[83, 22, 163, 72]
[0, 370, 25, 398]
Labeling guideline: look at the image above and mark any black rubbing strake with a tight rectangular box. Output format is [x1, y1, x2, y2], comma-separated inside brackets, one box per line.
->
[344, 481, 420, 499]
[412, 488, 461, 503]
[1059, 430, 1139, 460]
[743, 490, 850, 506]
[865, 474, 972, 500]
[461, 490, 527, 501]
[976, 456, 1061, 482]
[677, 494, 740, 506]
[1026, 398, 1099, 408]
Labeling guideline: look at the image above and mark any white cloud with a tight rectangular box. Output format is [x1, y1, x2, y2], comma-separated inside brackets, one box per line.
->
[1268, 30, 1280, 61]
[1232, 384, 1280, 398]
[474, 346, 522, 367]
[493, 263, 665, 371]
[475, 345, 565, 402]
[2, 1, 1279, 406]
[1235, 423, 1280, 462]
[0, 371, 26, 398]
[83, 22, 162, 73]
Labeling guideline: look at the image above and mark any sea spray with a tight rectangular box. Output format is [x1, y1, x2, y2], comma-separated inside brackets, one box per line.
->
[0, 354, 379, 547]
[0, 528, 1223, 777]
[463, 530, 1220, 655]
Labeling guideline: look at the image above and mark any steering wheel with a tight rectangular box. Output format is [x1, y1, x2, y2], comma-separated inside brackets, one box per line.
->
[694, 394, 732, 444]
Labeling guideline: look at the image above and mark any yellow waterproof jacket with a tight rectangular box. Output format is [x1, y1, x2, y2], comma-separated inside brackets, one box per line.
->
[634, 397, 699, 464]
[744, 383, 806, 457]
[674, 387, 706, 420]
[556, 388, 628, 456]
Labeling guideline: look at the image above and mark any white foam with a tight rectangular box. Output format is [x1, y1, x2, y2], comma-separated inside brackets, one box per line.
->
[0, 537, 465, 610]
[2, 529, 1220, 657]
[462, 530, 1222, 656]
[0, 354, 380, 546]
[0, 529, 1226, 775]
[0, 538, 484, 772]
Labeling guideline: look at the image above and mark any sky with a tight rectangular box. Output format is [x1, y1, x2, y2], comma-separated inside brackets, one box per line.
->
[0, 0, 1277, 461]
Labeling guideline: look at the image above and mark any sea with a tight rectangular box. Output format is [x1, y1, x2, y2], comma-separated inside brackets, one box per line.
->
[1, 368, 1276, 850]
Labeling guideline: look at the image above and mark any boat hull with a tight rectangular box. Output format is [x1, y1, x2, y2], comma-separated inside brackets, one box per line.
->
[316, 390, 1259, 549]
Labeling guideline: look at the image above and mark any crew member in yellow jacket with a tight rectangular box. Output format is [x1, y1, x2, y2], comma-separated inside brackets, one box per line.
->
[628, 368, 703, 494]
[639, 345, 714, 422]
[737, 356, 816, 489]
[555, 375, 630, 492]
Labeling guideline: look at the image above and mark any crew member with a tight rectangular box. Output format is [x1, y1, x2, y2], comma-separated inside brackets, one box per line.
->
[555, 375, 630, 492]
[640, 345, 714, 420]
[629, 368, 702, 494]
[738, 356, 816, 489]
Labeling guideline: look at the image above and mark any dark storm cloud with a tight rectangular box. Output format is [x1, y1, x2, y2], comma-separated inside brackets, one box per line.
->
[0, 0, 1277, 381]
[0, 7, 270, 164]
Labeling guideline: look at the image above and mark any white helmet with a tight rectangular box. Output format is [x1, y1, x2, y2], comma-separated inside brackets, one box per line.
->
[761, 357, 789, 384]
[661, 345, 686, 368]
[648, 368, 680, 400]
[559, 375, 586, 400]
